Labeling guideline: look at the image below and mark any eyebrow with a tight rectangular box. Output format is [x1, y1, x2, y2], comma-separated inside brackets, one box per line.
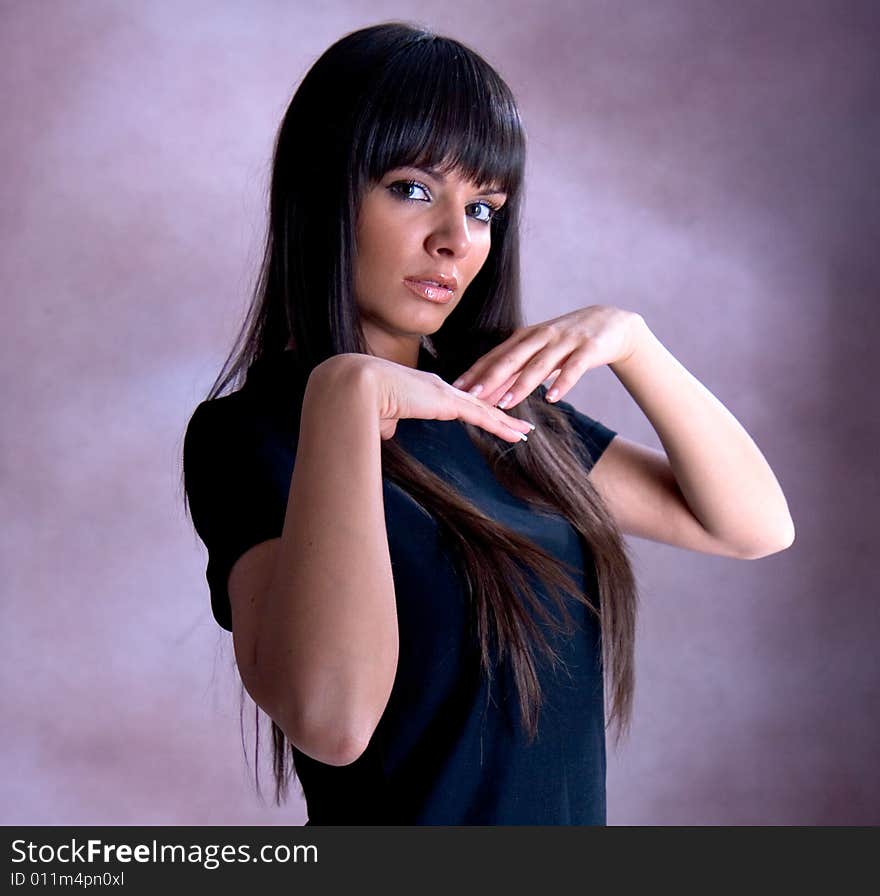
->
[400, 165, 507, 197]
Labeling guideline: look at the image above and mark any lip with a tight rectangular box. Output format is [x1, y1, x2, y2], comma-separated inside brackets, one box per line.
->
[403, 278, 455, 304]
[405, 272, 458, 291]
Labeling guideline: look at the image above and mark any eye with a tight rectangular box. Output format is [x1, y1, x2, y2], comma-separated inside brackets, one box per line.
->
[469, 201, 501, 224]
[388, 179, 504, 225]
[388, 180, 430, 202]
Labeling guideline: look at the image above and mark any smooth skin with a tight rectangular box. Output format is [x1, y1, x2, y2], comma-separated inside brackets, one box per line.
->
[450, 306, 796, 560]
[231, 357, 531, 768]
[347, 160, 794, 558]
[231, 164, 533, 765]
[351, 161, 508, 369]
[230, 162, 795, 766]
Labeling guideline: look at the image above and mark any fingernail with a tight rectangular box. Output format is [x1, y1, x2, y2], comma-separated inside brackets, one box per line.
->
[508, 428, 528, 441]
[524, 420, 537, 431]
[498, 392, 513, 409]
[468, 384, 483, 397]
[546, 388, 559, 402]
[452, 378, 464, 389]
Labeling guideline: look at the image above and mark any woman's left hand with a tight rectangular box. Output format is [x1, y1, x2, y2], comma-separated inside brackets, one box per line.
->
[451, 305, 647, 409]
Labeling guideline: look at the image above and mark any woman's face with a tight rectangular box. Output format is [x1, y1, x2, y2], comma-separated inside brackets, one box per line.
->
[353, 162, 508, 368]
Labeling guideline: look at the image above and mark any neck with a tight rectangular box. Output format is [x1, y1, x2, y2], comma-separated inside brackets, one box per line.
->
[362, 329, 422, 369]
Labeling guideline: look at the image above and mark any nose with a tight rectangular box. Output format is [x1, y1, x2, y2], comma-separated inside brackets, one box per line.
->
[424, 210, 473, 258]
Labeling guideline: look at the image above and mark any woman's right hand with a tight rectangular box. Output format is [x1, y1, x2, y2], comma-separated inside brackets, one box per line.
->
[310, 353, 535, 442]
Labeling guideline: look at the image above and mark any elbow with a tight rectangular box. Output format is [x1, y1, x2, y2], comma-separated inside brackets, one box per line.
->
[331, 730, 375, 766]
[262, 655, 396, 767]
[280, 723, 372, 766]
[242, 674, 372, 766]
[739, 518, 796, 560]
[277, 701, 381, 767]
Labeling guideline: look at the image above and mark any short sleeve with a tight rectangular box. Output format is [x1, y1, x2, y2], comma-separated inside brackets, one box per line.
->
[183, 400, 291, 632]
[540, 385, 617, 468]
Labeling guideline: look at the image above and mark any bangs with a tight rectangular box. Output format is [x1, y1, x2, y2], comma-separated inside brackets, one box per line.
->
[354, 37, 525, 199]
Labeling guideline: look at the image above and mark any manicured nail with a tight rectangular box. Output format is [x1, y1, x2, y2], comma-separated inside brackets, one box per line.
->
[498, 392, 513, 409]
[508, 427, 528, 441]
[524, 420, 537, 431]
[452, 378, 464, 389]
[546, 388, 559, 402]
[468, 384, 483, 397]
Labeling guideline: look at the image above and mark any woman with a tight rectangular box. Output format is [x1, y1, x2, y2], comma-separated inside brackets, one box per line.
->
[182, 21, 794, 825]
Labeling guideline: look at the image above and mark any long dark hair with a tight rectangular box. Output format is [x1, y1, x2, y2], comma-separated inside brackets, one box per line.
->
[182, 20, 638, 807]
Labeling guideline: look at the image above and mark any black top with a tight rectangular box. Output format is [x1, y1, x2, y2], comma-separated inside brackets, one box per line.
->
[183, 346, 617, 825]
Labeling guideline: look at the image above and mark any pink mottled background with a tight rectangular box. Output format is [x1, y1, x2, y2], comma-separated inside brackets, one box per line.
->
[3, 0, 877, 825]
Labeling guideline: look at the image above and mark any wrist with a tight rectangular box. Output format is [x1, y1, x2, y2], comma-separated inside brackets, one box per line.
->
[610, 313, 651, 374]
[304, 358, 382, 420]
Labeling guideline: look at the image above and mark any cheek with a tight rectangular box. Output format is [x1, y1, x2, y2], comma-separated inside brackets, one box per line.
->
[357, 244, 394, 293]
[466, 238, 493, 280]
[354, 225, 390, 286]
[360, 206, 407, 256]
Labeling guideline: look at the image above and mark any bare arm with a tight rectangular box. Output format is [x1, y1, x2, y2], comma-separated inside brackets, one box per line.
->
[253, 361, 396, 766]
[598, 317, 795, 557]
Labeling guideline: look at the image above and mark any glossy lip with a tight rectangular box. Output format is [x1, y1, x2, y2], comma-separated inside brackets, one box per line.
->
[403, 278, 455, 304]
[405, 272, 458, 291]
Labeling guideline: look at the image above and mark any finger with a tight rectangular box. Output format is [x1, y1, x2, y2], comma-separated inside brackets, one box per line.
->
[542, 368, 562, 389]
[453, 392, 533, 442]
[454, 330, 547, 396]
[451, 375, 517, 410]
[482, 371, 520, 408]
[542, 349, 592, 403]
[448, 379, 531, 427]
[494, 352, 568, 410]
[450, 342, 513, 392]
[466, 353, 524, 401]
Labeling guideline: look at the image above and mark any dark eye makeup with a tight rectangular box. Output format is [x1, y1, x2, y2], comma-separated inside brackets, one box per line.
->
[386, 179, 504, 224]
